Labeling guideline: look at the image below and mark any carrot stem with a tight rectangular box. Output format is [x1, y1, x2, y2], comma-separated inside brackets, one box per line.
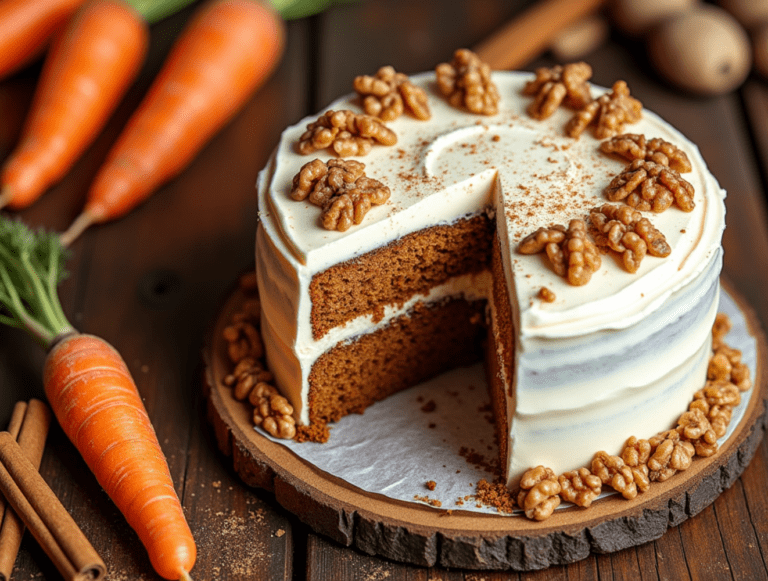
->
[59, 211, 96, 248]
[124, 0, 199, 24]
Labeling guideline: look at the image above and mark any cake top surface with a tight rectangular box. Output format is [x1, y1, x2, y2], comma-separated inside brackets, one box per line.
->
[257, 70, 726, 338]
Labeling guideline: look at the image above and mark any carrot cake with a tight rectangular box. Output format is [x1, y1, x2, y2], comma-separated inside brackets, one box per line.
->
[254, 59, 726, 487]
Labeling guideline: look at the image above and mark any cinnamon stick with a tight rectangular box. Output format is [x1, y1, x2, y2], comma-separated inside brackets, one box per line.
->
[0, 399, 51, 581]
[0, 431, 106, 581]
[473, 0, 606, 70]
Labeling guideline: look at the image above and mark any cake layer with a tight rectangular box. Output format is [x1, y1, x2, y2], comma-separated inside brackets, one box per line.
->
[307, 298, 486, 425]
[309, 213, 493, 339]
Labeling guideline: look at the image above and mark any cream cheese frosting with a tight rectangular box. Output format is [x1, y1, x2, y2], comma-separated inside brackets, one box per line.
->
[255, 70, 726, 484]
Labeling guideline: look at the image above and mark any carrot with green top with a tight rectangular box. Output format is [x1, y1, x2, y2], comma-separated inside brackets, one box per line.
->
[0, 216, 197, 580]
[60, 0, 285, 245]
[0, 0, 149, 212]
[0, 0, 86, 80]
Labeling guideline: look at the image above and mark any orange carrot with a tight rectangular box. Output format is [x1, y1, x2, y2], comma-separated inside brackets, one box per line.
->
[0, 0, 148, 211]
[0, 218, 196, 579]
[44, 334, 196, 580]
[60, 0, 285, 245]
[0, 0, 86, 80]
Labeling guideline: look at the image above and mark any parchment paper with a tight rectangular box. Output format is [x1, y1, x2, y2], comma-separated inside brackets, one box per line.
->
[259, 288, 757, 515]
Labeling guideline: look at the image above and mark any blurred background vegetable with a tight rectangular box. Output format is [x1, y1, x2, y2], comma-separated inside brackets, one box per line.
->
[0, 0, 149, 212]
[60, 0, 285, 245]
[0, 0, 85, 80]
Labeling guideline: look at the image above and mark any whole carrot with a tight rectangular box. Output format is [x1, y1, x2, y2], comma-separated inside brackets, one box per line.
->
[60, 0, 285, 245]
[0, 0, 86, 80]
[0, 217, 196, 580]
[0, 0, 149, 212]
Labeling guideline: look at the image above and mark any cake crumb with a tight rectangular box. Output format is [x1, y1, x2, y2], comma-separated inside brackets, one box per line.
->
[420, 399, 437, 412]
[539, 286, 556, 302]
[275, 529, 285, 538]
[295, 424, 330, 443]
[473, 478, 517, 514]
[426, 480, 436, 491]
[413, 494, 442, 507]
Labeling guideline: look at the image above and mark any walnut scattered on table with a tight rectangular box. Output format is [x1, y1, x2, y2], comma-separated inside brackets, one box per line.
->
[435, 48, 500, 115]
[297, 109, 397, 156]
[566, 80, 642, 139]
[518, 219, 601, 286]
[558, 467, 602, 508]
[522, 62, 593, 120]
[605, 159, 695, 213]
[291, 158, 390, 232]
[354, 65, 430, 121]
[600, 133, 692, 173]
[590, 204, 671, 273]
[517, 466, 561, 521]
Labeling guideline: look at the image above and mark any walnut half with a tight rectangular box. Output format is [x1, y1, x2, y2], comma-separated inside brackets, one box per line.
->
[590, 204, 671, 273]
[519, 219, 601, 286]
[435, 48, 500, 115]
[354, 65, 430, 121]
[605, 159, 695, 213]
[566, 80, 642, 139]
[600, 133, 692, 173]
[523, 62, 593, 120]
[290, 158, 391, 232]
[297, 109, 397, 157]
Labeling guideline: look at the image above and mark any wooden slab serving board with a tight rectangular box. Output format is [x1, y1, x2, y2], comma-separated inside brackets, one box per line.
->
[202, 278, 767, 571]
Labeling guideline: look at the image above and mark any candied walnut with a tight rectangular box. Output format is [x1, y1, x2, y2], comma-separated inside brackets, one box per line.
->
[600, 133, 692, 173]
[677, 409, 719, 457]
[731, 361, 752, 392]
[620, 436, 652, 493]
[647, 430, 695, 481]
[354, 65, 430, 121]
[605, 159, 695, 213]
[590, 204, 671, 273]
[290, 159, 390, 232]
[517, 466, 561, 521]
[519, 221, 600, 285]
[566, 80, 642, 139]
[435, 48, 500, 115]
[539, 287, 556, 303]
[517, 225, 566, 254]
[558, 467, 602, 508]
[297, 109, 397, 157]
[250, 382, 297, 440]
[695, 380, 741, 408]
[707, 351, 733, 381]
[591, 451, 637, 499]
[522, 62, 593, 120]
[712, 313, 732, 348]
[321, 176, 391, 232]
[548, 219, 602, 286]
[291, 158, 365, 204]
[222, 303, 264, 363]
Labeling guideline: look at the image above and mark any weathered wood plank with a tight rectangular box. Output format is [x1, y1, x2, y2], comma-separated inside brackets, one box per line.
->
[713, 478, 768, 580]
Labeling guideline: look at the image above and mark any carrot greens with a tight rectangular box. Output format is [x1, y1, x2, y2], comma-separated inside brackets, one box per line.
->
[0, 217, 73, 347]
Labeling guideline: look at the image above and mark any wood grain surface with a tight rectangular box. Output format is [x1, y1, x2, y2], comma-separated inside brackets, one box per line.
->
[0, 0, 767, 579]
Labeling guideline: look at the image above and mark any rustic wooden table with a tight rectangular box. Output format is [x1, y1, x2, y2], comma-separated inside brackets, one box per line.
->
[1, 1, 767, 579]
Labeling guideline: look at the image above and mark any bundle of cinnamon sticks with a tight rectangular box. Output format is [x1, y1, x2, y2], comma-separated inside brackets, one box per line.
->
[0, 399, 106, 581]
